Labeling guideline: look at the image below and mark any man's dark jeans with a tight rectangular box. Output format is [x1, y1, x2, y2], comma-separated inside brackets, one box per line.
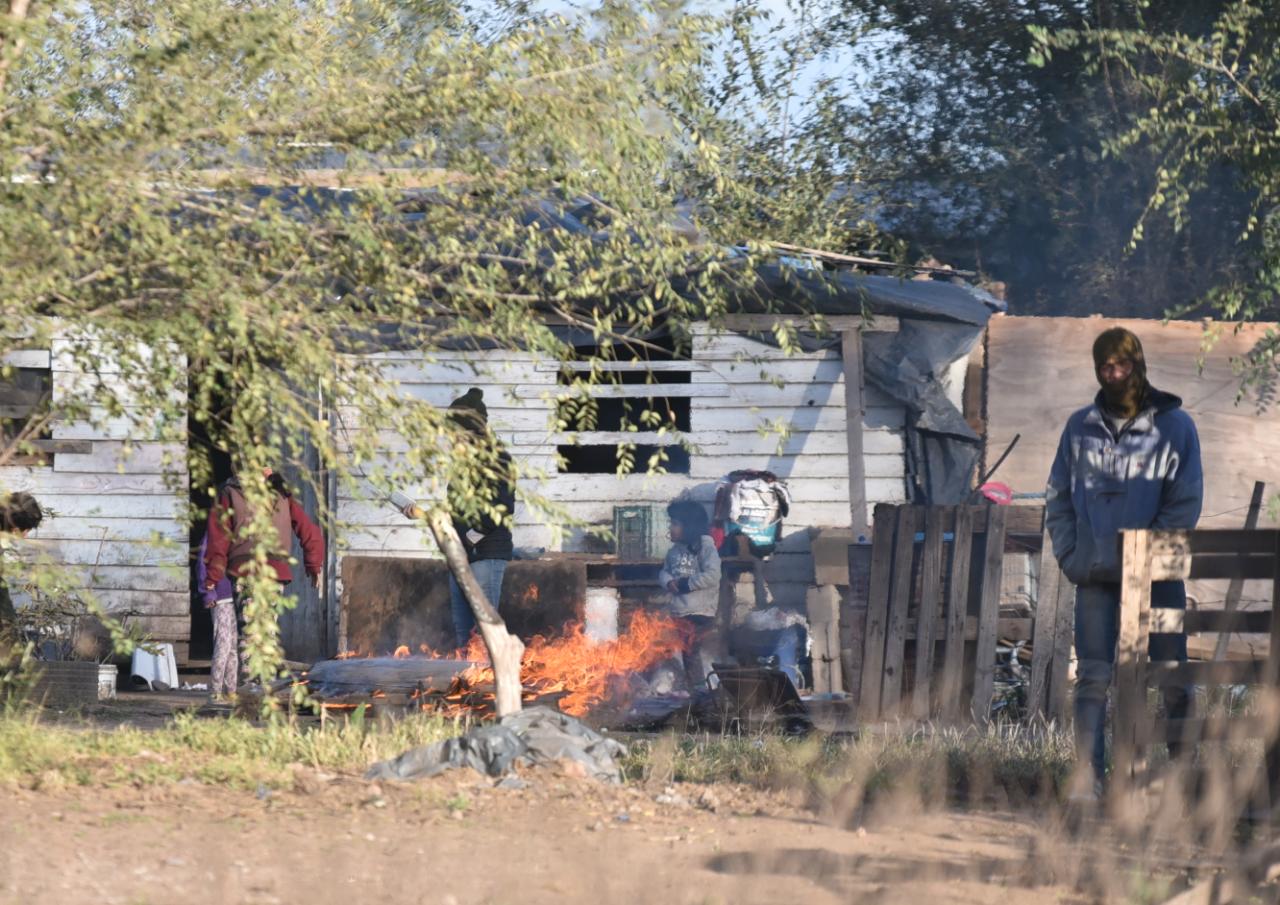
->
[449, 558, 508, 649]
[1074, 582, 1191, 783]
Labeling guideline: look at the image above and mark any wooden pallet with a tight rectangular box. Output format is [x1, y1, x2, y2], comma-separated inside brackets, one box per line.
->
[1113, 528, 1280, 814]
[854, 503, 1074, 724]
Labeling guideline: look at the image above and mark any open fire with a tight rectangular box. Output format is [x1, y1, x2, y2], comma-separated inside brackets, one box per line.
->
[330, 610, 691, 718]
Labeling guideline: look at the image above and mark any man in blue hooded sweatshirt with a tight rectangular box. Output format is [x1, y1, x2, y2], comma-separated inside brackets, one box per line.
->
[1046, 327, 1203, 801]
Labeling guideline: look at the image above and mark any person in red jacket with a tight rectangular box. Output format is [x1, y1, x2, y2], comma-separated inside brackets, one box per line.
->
[202, 467, 324, 698]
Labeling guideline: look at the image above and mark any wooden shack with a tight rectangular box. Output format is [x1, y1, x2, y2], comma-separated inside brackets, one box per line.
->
[0, 337, 190, 657]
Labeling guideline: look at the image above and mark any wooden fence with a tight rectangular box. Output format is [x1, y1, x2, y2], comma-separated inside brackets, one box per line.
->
[1113, 528, 1280, 800]
[852, 503, 1075, 724]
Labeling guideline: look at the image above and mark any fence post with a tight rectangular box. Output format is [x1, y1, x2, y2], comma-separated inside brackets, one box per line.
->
[881, 506, 918, 716]
[1265, 532, 1280, 815]
[911, 507, 947, 720]
[1028, 524, 1063, 721]
[858, 505, 897, 723]
[940, 506, 974, 722]
[971, 505, 1008, 721]
[1114, 529, 1154, 802]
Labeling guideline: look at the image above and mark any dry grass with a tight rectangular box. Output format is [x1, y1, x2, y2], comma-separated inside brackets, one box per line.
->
[0, 706, 464, 791]
[624, 722, 1076, 810]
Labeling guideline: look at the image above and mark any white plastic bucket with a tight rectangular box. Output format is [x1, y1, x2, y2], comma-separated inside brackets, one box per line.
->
[584, 587, 619, 644]
[97, 664, 117, 701]
[131, 643, 179, 691]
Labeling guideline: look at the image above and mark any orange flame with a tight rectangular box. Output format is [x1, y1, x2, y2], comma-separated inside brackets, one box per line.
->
[445, 611, 689, 717]
[392, 645, 411, 659]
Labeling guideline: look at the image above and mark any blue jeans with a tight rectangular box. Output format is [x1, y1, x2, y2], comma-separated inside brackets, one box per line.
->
[449, 558, 508, 649]
[1074, 582, 1191, 783]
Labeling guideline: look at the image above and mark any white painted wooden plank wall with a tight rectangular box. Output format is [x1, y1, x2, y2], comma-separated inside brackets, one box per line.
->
[335, 324, 909, 611]
[0, 337, 190, 645]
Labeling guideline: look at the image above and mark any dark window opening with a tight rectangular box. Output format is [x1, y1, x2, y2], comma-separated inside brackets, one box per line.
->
[555, 396, 690, 432]
[0, 366, 53, 466]
[557, 444, 690, 475]
[558, 368, 692, 386]
[571, 333, 688, 362]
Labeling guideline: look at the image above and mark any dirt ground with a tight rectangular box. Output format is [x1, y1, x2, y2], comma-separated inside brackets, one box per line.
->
[0, 758, 1111, 905]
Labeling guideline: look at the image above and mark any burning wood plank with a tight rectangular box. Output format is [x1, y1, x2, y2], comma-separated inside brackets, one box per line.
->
[305, 657, 478, 698]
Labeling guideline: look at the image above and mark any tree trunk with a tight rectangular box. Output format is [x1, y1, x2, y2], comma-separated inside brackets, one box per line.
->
[424, 508, 524, 717]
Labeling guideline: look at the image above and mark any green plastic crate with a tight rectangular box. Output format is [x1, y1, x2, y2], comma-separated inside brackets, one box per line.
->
[613, 504, 666, 561]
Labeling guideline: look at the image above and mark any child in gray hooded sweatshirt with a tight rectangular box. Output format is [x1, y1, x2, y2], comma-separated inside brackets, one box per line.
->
[658, 499, 722, 692]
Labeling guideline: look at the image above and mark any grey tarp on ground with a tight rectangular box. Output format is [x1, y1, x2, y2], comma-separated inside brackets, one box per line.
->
[364, 706, 628, 784]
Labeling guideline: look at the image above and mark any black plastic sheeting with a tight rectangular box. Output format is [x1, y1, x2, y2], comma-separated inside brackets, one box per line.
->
[864, 320, 985, 506]
[364, 707, 628, 784]
[736, 317, 986, 507]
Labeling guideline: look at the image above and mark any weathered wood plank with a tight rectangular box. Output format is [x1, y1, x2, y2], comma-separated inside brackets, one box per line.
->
[825, 621, 843, 694]
[1149, 552, 1276, 581]
[842, 328, 868, 534]
[52, 410, 200, 443]
[31, 494, 187, 520]
[370, 359, 549, 385]
[1151, 529, 1279, 557]
[1114, 530, 1155, 791]
[94, 590, 191, 617]
[1178, 609, 1273, 634]
[858, 506, 897, 722]
[1146, 660, 1264, 686]
[1, 350, 51, 368]
[692, 357, 845, 384]
[969, 505, 1044, 538]
[344, 426, 904, 459]
[541, 360, 707, 373]
[911, 507, 946, 720]
[510, 428, 904, 457]
[0, 469, 176, 495]
[844, 542, 873, 704]
[691, 454, 904, 481]
[1266, 533, 1280, 690]
[20, 538, 184, 568]
[340, 488, 905, 532]
[306, 657, 475, 696]
[350, 349, 540, 365]
[1047, 561, 1076, 725]
[33, 516, 187, 543]
[116, 613, 190, 641]
[940, 506, 974, 722]
[691, 405, 906, 433]
[334, 404, 555, 433]
[714, 314, 899, 334]
[1029, 526, 1063, 720]
[52, 371, 184, 407]
[904, 616, 1031, 642]
[25, 439, 92, 455]
[517, 384, 730, 400]
[880, 506, 918, 716]
[70, 564, 188, 593]
[1214, 482, 1266, 662]
[970, 506, 1008, 721]
[52, 442, 187, 476]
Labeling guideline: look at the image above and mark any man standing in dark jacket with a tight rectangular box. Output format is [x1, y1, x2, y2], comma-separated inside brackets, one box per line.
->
[446, 388, 516, 648]
[1046, 327, 1203, 800]
[0, 492, 43, 639]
